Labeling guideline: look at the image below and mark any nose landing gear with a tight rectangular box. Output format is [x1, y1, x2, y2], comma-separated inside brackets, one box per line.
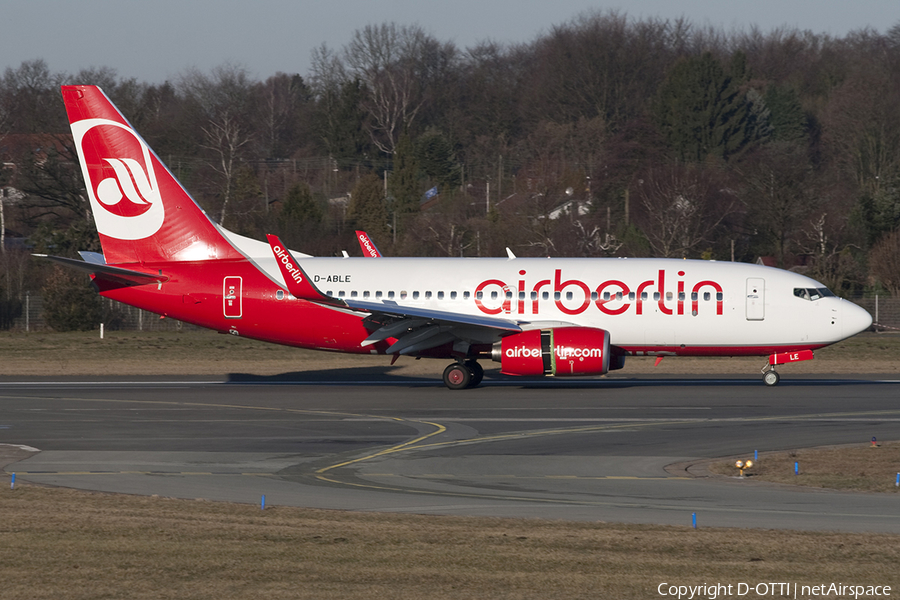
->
[762, 368, 780, 386]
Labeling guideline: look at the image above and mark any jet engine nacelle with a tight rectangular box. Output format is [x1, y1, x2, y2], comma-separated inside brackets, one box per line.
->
[491, 327, 611, 377]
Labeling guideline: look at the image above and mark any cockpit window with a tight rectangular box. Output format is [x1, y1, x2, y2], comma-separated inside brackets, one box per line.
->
[794, 287, 836, 301]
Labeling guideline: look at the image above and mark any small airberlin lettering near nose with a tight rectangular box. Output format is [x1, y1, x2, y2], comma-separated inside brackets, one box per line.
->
[272, 245, 303, 283]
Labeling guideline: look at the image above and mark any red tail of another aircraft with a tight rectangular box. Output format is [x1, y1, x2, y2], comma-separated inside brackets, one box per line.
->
[61, 85, 242, 266]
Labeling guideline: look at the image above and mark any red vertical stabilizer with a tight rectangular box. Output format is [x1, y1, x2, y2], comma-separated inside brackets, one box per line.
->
[61, 85, 242, 266]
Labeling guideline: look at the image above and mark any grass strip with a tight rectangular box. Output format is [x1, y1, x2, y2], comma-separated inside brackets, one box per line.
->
[1, 485, 898, 600]
[710, 441, 900, 492]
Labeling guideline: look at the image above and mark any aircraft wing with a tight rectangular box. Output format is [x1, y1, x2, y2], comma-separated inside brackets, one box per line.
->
[344, 298, 523, 355]
[265, 234, 522, 355]
[35, 254, 169, 288]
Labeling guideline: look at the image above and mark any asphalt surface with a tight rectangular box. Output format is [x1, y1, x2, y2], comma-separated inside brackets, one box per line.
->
[2, 373, 900, 532]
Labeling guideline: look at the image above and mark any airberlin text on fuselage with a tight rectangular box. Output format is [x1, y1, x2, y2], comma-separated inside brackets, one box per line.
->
[475, 268, 724, 317]
[271, 245, 303, 284]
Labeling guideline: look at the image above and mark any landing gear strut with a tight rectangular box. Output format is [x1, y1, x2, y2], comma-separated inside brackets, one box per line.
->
[442, 360, 484, 390]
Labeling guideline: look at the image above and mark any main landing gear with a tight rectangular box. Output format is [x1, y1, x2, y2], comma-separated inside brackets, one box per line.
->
[442, 360, 484, 390]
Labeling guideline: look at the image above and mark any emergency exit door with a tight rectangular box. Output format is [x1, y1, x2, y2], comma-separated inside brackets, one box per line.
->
[224, 276, 242, 318]
[746, 277, 765, 321]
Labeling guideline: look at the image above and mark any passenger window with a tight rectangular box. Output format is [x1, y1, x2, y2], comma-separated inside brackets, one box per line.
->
[590, 292, 598, 301]
[616, 291, 623, 300]
[338, 291, 346, 297]
[400, 291, 408, 299]
[641, 292, 648, 301]
[506, 290, 513, 299]
[475, 291, 483, 300]
[437, 291, 444, 300]
[554, 291, 561, 300]
[413, 291, 420, 299]
[464, 291, 471, 300]
[603, 292, 610, 301]
[425, 291, 432, 299]
[491, 291, 498, 300]
[653, 292, 660, 301]
[716, 292, 723, 301]
[276, 290, 285, 300]
[542, 291, 550, 300]
[703, 292, 710, 301]
[351, 291, 358, 298]
[388, 291, 395, 299]
[376, 291, 383, 298]
[450, 291, 457, 300]
[363, 291, 370, 298]
[326, 291, 333, 297]
[628, 292, 635, 301]
[666, 292, 673, 301]
[531, 291, 538, 300]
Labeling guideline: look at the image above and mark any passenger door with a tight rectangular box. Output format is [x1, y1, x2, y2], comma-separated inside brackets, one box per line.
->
[746, 278, 765, 321]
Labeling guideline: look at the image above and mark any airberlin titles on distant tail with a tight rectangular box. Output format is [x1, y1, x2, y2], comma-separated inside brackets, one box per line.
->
[355, 230, 382, 257]
[474, 268, 724, 317]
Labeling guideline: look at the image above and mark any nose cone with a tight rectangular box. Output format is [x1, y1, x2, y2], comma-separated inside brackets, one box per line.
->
[843, 301, 873, 338]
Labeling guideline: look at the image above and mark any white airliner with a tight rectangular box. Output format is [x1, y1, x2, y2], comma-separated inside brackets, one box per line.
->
[43, 85, 872, 389]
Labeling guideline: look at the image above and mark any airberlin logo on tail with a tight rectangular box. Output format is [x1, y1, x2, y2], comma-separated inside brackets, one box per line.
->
[71, 118, 164, 241]
[96, 158, 154, 217]
[358, 233, 379, 257]
[271, 245, 304, 284]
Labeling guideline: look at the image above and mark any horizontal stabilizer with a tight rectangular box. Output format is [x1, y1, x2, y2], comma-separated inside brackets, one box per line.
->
[35, 254, 168, 287]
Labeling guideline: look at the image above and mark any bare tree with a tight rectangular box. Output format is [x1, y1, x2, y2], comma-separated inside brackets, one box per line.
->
[738, 142, 819, 266]
[341, 23, 454, 154]
[870, 228, 900, 296]
[634, 163, 737, 258]
[179, 65, 255, 225]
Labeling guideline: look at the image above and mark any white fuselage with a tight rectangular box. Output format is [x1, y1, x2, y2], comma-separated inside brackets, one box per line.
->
[247, 254, 871, 355]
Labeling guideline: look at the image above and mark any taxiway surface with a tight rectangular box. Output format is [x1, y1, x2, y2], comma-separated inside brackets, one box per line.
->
[2, 374, 899, 532]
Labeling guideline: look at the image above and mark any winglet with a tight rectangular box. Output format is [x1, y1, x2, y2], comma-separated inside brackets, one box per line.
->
[266, 234, 343, 306]
[355, 230, 382, 257]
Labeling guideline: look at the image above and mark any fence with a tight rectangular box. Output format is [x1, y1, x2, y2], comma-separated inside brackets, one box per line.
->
[5, 293, 900, 333]
[8, 295, 198, 332]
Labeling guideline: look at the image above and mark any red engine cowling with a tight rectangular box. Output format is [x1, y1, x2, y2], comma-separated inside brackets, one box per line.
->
[492, 327, 611, 377]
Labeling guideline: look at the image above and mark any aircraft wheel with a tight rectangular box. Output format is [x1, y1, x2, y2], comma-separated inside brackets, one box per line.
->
[763, 370, 780, 387]
[465, 360, 484, 387]
[443, 363, 471, 390]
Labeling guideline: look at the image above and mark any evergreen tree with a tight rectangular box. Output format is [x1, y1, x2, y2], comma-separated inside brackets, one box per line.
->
[315, 79, 374, 162]
[277, 182, 325, 250]
[653, 52, 753, 162]
[41, 267, 103, 331]
[349, 173, 390, 243]
[764, 85, 808, 143]
[389, 134, 421, 237]
[415, 128, 460, 188]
